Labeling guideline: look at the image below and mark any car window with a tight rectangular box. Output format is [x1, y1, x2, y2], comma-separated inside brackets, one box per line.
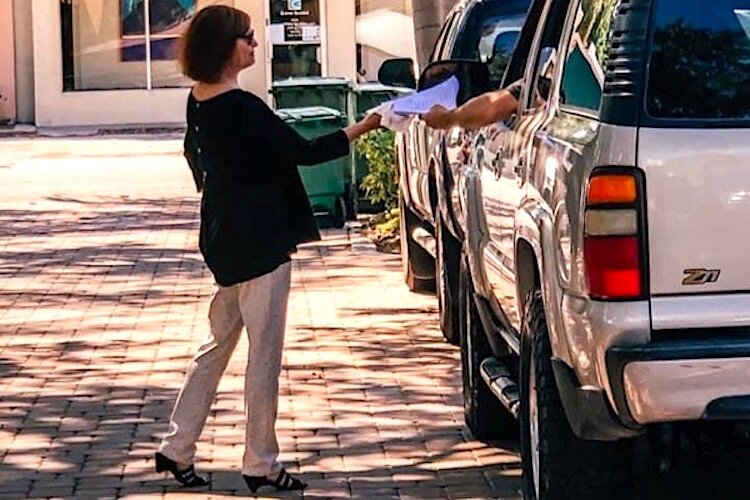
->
[503, 0, 548, 86]
[440, 12, 464, 61]
[430, 12, 457, 63]
[646, 0, 750, 121]
[525, 0, 572, 110]
[451, 0, 531, 83]
[559, 0, 621, 113]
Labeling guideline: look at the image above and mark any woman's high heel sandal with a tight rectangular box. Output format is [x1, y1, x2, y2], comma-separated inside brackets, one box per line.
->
[243, 468, 306, 493]
[155, 452, 210, 487]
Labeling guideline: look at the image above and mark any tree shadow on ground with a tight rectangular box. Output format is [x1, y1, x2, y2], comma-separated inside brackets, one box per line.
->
[0, 196, 199, 239]
[0, 329, 522, 498]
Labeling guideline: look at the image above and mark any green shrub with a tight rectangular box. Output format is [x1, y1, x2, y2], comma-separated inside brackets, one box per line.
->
[355, 129, 398, 211]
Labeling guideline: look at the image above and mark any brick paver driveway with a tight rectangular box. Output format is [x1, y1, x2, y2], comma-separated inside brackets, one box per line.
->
[0, 136, 521, 499]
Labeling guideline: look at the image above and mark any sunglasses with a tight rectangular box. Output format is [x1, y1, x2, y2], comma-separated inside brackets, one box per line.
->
[237, 30, 256, 44]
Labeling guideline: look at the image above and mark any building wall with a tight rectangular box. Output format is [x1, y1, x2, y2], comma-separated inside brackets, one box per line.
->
[235, 0, 268, 101]
[13, 0, 35, 124]
[0, 0, 17, 124]
[29, 0, 358, 127]
[411, 0, 458, 67]
[326, 0, 357, 82]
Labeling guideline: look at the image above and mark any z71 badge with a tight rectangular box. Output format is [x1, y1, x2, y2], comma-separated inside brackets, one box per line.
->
[682, 268, 721, 285]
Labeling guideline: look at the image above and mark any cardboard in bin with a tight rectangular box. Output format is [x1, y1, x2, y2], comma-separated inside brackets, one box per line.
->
[271, 77, 353, 116]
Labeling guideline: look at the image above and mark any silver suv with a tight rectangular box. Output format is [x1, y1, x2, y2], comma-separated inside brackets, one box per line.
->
[444, 0, 750, 497]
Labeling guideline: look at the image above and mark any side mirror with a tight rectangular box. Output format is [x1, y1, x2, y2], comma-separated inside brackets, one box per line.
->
[418, 60, 493, 106]
[377, 58, 416, 89]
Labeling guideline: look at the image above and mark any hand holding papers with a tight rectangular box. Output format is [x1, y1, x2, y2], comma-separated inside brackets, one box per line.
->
[366, 76, 460, 133]
[367, 102, 413, 134]
[390, 76, 459, 115]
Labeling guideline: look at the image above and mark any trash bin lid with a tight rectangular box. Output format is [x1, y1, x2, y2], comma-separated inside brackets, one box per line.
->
[274, 109, 295, 122]
[272, 77, 352, 89]
[354, 82, 413, 95]
[278, 106, 343, 121]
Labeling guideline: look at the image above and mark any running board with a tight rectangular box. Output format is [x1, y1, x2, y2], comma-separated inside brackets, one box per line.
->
[411, 227, 436, 258]
[480, 358, 520, 418]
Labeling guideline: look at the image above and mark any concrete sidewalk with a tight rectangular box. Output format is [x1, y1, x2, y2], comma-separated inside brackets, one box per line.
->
[0, 137, 521, 499]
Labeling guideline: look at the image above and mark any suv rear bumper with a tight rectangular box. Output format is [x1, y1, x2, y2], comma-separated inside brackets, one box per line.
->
[607, 338, 750, 426]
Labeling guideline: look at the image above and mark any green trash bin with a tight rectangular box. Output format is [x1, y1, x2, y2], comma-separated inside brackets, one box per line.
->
[276, 106, 351, 228]
[271, 77, 353, 117]
[353, 82, 413, 119]
[352, 83, 413, 212]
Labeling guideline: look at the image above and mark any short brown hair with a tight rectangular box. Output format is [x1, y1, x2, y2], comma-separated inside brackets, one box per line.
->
[179, 6, 250, 84]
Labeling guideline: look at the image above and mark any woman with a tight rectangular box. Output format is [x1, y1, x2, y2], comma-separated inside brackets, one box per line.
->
[154, 5, 381, 493]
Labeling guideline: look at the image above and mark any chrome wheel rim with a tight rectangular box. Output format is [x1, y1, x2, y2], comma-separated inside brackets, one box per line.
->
[529, 352, 540, 499]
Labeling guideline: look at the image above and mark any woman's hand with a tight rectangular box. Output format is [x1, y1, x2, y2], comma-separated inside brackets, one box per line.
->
[360, 112, 382, 132]
[344, 113, 382, 141]
[421, 105, 453, 129]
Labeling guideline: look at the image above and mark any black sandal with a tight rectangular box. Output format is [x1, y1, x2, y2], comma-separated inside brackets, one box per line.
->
[155, 452, 210, 487]
[243, 468, 306, 493]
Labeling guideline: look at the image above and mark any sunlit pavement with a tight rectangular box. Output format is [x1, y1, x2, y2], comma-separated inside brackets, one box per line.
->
[0, 136, 521, 499]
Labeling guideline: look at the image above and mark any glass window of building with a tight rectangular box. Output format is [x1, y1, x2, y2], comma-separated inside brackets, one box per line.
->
[269, 0, 322, 81]
[61, 0, 234, 91]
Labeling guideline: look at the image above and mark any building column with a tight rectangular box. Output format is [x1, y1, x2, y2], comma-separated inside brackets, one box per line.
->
[0, 0, 17, 124]
[13, 0, 34, 124]
[324, 0, 356, 81]
[411, 0, 457, 68]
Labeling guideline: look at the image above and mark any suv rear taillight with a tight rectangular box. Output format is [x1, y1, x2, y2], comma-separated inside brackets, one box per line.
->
[584, 171, 645, 300]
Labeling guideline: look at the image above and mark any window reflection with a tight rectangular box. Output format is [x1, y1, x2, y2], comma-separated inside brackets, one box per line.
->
[647, 0, 750, 120]
[560, 0, 620, 112]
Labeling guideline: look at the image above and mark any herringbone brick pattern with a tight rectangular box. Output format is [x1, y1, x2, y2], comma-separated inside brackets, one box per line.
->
[0, 137, 521, 499]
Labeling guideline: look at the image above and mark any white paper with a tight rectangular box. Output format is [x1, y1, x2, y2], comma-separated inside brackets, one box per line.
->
[390, 76, 459, 116]
[367, 103, 413, 134]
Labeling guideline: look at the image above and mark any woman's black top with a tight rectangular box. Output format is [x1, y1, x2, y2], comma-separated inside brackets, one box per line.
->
[184, 89, 350, 287]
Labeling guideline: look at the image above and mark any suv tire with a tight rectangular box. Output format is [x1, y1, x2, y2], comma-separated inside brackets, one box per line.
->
[330, 195, 347, 229]
[399, 193, 435, 293]
[436, 212, 461, 345]
[520, 290, 632, 499]
[460, 255, 518, 443]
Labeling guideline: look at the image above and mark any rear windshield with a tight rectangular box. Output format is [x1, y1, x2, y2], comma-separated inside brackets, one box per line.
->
[452, 0, 531, 83]
[646, 0, 750, 121]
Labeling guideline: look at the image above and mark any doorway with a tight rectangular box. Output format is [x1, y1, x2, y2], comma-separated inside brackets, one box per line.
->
[268, 0, 325, 81]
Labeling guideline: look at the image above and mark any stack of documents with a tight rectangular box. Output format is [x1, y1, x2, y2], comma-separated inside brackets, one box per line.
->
[367, 76, 459, 133]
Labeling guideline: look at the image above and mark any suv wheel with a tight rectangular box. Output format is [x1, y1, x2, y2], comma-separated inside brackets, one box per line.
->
[399, 193, 435, 292]
[330, 195, 347, 229]
[436, 212, 461, 345]
[520, 290, 632, 499]
[460, 254, 518, 443]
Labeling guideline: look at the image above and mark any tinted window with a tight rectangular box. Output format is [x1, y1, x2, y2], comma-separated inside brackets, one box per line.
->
[452, 0, 531, 83]
[647, 0, 750, 120]
[560, 0, 621, 112]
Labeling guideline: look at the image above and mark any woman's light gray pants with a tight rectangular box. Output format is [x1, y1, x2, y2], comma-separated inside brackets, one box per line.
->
[158, 262, 291, 477]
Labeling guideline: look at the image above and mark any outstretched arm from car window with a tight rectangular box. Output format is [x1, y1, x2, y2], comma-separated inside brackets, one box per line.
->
[422, 80, 522, 130]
